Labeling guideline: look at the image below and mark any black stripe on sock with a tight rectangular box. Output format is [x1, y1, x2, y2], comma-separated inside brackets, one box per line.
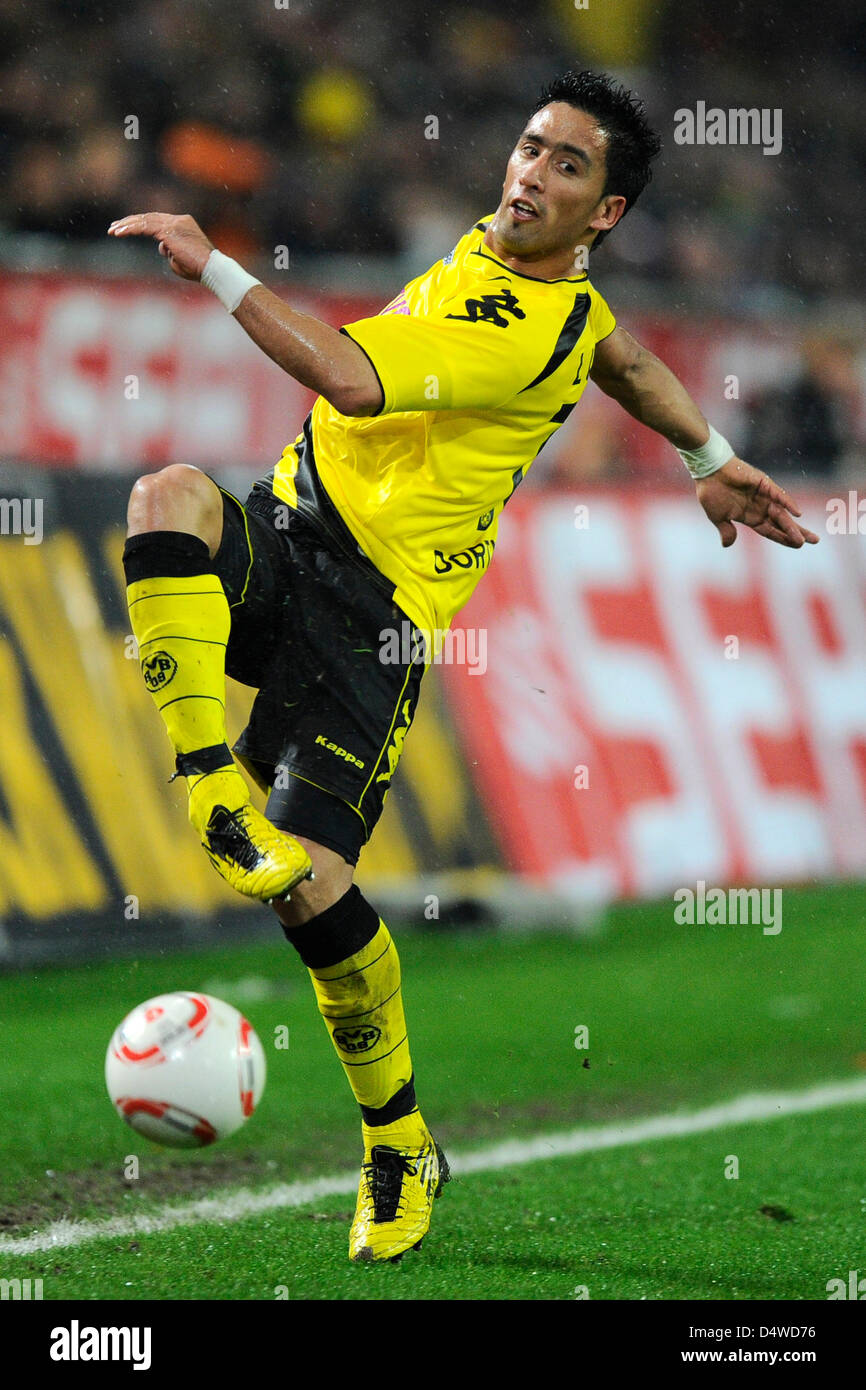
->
[340, 1034, 407, 1067]
[361, 1075, 417, 1127]
[317, 939, 390, 983]
[174, 744, 233, 777]
[319, 982, 401, 1023]
[139, 634, 228, 648]
[156, 694, 225, 714]
[282, 884, 380, 969]
[127, 590, 221, 609]
[123, 531, 213, 584]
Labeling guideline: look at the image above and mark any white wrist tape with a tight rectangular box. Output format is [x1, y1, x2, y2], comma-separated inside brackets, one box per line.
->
[200, 250, 261, 313]
[676, 424, 735, 479]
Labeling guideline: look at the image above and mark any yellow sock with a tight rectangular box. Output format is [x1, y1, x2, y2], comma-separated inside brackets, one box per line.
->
[126, 573, 231, 757]
[308, 920, 416, 1116]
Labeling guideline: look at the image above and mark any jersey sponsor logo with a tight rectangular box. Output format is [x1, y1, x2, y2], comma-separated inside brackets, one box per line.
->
[314, 734, 365, 770]
[141, 651, 178, 692]
[433, 539, 495, 574]
[333, 1024, 382, 1054]
[445, 288, 525, 327]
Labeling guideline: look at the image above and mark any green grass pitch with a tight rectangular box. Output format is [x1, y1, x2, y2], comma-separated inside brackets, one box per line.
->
[1, 883, 865, 1300]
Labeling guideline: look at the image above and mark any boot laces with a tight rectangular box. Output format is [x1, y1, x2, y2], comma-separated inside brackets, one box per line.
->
[363, 1146, 418, 1223]
[205, 805, 263, 871]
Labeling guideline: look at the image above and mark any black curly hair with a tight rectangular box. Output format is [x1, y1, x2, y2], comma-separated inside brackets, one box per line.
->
[532, 70, 662, 248]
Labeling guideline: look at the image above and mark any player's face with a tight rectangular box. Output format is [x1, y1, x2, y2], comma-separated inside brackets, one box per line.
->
[491, 103, 620, 264]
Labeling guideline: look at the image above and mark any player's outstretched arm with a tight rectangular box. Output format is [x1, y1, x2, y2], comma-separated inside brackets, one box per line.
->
[590, 325, 819, 549]
[107, 213, 383, 416]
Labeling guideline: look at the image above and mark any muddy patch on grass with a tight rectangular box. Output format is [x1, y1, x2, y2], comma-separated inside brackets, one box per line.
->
[0, 1151, 312, 1237]
[449, 1082, 693, 1147]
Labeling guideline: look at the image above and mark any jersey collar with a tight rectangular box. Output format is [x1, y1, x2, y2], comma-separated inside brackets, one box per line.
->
[470, 218, 590, 285]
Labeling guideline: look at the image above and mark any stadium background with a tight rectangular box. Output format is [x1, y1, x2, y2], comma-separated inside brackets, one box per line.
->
[1, 0, 866, 1307]
[1, 0, 864, 962]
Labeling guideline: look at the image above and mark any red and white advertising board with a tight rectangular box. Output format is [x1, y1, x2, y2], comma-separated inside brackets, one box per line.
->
[443, 491, 866, 902]
[0, 272, 379, 469]
[0, 270, 806, 477]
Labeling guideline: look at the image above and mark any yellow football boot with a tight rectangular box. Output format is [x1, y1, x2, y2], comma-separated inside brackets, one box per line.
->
[349, 1115, 450, 1263]
[185, 760, 312, 903]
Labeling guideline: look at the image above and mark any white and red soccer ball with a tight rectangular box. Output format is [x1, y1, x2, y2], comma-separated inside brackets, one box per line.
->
[105, 992, 266, 1148]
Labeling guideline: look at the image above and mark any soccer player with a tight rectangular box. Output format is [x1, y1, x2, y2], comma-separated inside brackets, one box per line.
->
[108, 70, 818, 1263]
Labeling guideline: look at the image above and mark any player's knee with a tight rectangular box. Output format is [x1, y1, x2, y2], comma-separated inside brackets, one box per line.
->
[127, 464, 222, 550]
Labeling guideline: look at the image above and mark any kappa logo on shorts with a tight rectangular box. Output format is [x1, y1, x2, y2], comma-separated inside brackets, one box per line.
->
[141, 651, 178, 692]
[315, 735, 365, 771]
[333, 1024, 382, 1054]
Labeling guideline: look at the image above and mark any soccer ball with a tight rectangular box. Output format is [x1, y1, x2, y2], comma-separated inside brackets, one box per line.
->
[105, 992, 266, 1148]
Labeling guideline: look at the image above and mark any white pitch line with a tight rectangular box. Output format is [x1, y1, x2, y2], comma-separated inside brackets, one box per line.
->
[4, 1076, 866, 1258]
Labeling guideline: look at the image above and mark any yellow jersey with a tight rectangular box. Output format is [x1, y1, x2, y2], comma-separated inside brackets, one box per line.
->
[257, 216, 616, 634]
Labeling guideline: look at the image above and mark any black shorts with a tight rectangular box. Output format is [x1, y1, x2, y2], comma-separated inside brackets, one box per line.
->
[211, 484, 425, 865]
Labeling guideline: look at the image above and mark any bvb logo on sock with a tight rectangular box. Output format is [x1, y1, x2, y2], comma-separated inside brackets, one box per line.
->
[141, 651, 178, 692]
[333, 1025, 382, 1054]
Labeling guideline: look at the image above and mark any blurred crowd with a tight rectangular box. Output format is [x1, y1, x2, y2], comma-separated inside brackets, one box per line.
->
[2, 0, 865, 304]
[2, 0, 864, 480]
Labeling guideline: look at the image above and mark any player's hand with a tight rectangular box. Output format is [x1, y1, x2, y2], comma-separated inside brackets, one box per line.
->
[107, 213, 214, 281]
[695, 457, 820, 549]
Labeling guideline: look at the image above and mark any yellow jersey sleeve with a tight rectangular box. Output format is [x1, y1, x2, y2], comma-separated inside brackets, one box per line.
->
[588, 287, 616, 344]
[342, 294, 552, 414]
